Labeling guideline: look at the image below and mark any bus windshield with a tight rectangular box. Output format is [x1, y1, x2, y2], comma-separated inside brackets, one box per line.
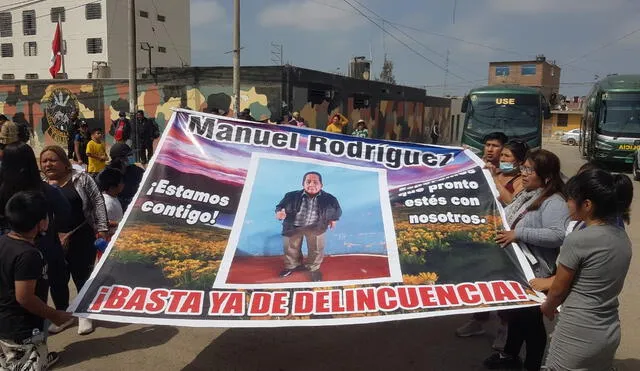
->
[464, 94, 541, 138]
[598, 93, 640, 138]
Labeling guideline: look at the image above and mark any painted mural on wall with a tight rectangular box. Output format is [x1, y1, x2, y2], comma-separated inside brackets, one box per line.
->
[0, 80, 451, 153]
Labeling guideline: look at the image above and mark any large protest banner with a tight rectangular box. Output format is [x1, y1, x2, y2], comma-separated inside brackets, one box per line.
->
[70, 109, 541, 327]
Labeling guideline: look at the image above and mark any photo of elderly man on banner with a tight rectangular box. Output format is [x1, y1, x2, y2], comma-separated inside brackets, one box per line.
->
[69, 108, 542, 328]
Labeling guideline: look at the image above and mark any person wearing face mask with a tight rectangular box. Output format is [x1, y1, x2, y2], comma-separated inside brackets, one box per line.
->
[107, 143, 145, 212]
[488, 140, 529, 205]
[484, 149, 569, 371]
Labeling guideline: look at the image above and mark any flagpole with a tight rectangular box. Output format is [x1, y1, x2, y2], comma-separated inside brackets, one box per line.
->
[58, 16, 66, 77]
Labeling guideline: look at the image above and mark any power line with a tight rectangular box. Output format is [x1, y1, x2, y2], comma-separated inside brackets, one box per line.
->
[308, 0, 526, 57]
[561, 26, 640, 67]
[341, 0, 473, 83]
[150, 0, 187, 66]
[0, 0, 47, 13]
[350, 0, 482, 78]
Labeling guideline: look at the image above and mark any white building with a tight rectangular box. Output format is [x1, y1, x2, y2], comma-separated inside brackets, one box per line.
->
[0, 0, 190, 80]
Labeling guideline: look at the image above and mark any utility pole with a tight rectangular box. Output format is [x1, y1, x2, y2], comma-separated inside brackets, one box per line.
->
[233, 0, 241, 117]
[140, 42, 154, 74]
[128, 0, 139, 160]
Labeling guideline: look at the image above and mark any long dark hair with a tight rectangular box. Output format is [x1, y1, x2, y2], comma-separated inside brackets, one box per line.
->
[0, 142, 42, 215]
[566, 169, 633, 224]
[527, 149, 565, 211]
[503, 140, 529, 164]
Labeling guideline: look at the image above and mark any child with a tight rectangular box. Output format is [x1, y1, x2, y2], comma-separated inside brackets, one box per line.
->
[85, 128, 108, 178]
[96, 168, 124, 260]
[0, 191, 72, 370]
[97, 168, 124, 238]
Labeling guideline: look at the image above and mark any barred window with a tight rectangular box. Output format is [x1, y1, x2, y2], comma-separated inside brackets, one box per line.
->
[158, 46, 166, 53]
[157, 14, 165, 22]
[22, 10, 36, 36]
[139, 10, 149, 18]
[1, 43, 13, 57]
[1, 74, 15, 79]
[25, 73, 39, 79]
[24, 41, 37, 56]
[87, 38, 103, 54]
[51, 7, 65, 22]
[0, 12, 12, 37]
[86, 3, 102, 20]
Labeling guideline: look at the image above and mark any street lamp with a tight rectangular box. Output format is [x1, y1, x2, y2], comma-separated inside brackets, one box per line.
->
[140, 42, 154, 74]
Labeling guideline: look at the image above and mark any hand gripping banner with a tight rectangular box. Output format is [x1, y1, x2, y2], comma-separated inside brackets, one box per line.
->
[70, 109, 542, 327]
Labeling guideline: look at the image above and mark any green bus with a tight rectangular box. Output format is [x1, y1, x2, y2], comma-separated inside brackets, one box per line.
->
[581, 74, 640, 165]
[460, 85, 550, 155]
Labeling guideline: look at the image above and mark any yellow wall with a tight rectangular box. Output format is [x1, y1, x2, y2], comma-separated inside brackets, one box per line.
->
[543, 112, 582, 135]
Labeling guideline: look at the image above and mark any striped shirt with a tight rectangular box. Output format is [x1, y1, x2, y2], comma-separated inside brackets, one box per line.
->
[293, 192, 320, 227]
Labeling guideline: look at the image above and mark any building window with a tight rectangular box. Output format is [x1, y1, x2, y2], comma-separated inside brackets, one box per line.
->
[521, 64, 536, 75]
[51, 7, 65, 22]
[0, 12, 11, 37]
[1, 74, 14, 79]
[86, 38, 103, 54]
[23, 10, 36, 36]
[495, 66, 509, 76]
[25, 73, 38, 79]
[140, 10, 149, 18]
[1, 43, 13, 57]
[23, 41, 37, 56]
[158, 46, 166, 53]
[157, 14, 166, 22]
[62, 40, 67, 55]
[86, 3, 102, 20]
[557, 114, 569, 127]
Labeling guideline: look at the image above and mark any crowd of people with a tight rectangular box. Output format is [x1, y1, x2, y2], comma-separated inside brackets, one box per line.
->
[454, 131, 634, 371]
[0, 118, 144, 369]
[0, 109, 635, 370]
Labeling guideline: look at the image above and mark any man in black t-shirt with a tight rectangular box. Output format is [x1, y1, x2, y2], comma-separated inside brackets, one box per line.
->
[0, 191, 71, 370]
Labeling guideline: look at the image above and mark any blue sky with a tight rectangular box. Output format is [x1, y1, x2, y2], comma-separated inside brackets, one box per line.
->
[190, 0, 640, 97]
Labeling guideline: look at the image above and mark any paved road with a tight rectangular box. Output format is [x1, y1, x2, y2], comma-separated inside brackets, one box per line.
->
[50, 143, 640, 371]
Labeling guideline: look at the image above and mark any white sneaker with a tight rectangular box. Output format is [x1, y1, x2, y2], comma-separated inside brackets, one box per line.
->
[492, 322, 508, 351]
[48, 319, 74, 334]
[77, 318, 94, 335]
[455, 319, 486, 337]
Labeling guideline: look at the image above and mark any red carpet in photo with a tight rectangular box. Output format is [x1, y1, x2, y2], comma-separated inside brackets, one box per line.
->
[225, 255, 391, 284]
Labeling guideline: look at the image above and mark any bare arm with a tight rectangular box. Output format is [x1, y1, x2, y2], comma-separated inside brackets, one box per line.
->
[15, 280, 72, 325]
[541, 264, 576, 319]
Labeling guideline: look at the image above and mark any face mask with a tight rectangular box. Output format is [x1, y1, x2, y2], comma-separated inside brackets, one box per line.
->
[499, 162, 516, 173]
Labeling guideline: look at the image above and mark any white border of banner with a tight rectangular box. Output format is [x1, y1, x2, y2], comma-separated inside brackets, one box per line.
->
[70, 109, 544, 324]
[213, 152, 404, 289]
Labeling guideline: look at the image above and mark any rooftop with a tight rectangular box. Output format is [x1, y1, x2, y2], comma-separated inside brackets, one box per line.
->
[469, 85, 542, 95]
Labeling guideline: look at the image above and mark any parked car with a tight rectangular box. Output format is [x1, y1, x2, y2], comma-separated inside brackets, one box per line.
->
[633, 149, 640, 181]
[560, 129, 581, 146]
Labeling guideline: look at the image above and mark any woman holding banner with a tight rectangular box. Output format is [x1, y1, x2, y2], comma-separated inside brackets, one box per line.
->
[40, 146, 109, 336]
[541, 169, 632, 371]
[483, 149, 569, 371]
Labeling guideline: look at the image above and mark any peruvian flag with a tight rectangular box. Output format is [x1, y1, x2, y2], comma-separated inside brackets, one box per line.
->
[49, 22, 62, 78]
